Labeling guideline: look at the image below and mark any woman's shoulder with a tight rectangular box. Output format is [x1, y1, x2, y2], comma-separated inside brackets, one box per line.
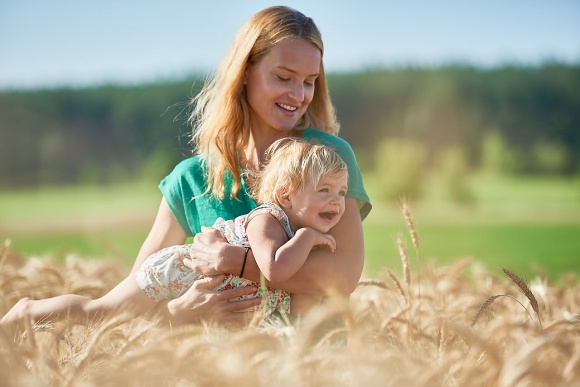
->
[167, 154, 207, 176]
[302, 128, 353, 152]
[302, 128, 356, 163]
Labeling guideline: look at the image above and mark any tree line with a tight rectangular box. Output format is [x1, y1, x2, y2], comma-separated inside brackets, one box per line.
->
[0, 63, 578, 188]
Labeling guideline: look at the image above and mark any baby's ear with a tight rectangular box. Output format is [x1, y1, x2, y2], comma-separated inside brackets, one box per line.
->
[276, 189, 291, 209]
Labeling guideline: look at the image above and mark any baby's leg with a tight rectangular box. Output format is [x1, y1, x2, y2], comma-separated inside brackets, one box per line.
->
[290, 294, 323, 317]
[1, 275, 156, 328]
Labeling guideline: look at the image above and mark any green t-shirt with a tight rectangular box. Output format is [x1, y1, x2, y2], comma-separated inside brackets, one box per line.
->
[159, 128, 372, 236]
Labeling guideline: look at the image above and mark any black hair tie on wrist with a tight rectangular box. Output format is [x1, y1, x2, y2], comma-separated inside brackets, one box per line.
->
[240, 247, 250, 277]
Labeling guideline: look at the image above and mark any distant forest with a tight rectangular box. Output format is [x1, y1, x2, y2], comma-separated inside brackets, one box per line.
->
[1, 63, 578, 188]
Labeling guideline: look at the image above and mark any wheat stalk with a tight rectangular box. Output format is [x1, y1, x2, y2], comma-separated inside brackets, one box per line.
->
[396, 236, 411, 294]
[0, 239, 11, 272]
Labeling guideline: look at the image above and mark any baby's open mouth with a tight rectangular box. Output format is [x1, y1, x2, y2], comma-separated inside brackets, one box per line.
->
[319, 212, 337, 221]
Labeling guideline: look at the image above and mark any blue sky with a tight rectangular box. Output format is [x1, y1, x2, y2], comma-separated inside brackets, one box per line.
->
[0, 0, 579, 89]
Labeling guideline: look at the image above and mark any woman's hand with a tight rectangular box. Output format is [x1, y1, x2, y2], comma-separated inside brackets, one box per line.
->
[185, 226, 241, 276]
[164, 274, 260, 328]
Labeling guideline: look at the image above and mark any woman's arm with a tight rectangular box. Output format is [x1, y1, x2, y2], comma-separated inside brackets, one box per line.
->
[259, 198, 363, 295]
[131, 197, 187, 273]
[186, 198, 364, 296]
[246, 215, 334, 283]
[133, 197, 261, 324]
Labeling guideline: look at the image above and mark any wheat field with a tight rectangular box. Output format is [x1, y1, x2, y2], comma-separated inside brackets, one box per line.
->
[1, 207, 579, 386]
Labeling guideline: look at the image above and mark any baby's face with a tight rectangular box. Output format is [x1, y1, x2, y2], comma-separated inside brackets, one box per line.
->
[284, 173, 348, 233]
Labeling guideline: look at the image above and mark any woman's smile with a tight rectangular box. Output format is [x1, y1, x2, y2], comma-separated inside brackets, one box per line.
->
[277, 103, 298, 112]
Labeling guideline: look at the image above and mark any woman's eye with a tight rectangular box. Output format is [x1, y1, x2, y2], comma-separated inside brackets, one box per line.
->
[277, 75, 290, 82]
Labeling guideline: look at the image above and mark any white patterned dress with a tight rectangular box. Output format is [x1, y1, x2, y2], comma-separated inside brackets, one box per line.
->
[135, 202, 294, 317]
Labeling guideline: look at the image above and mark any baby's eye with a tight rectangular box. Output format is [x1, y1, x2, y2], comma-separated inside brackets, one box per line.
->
[339, 190, 347, 197]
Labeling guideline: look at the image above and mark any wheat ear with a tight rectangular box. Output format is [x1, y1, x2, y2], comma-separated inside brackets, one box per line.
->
[357, 279, 388, 289]
[400, 198, 419, 249]
[502, 267, 542, 327]
[472, 294, 538, 327]
[471, 295, 501, 326]
[386, 269, 408, 305]
[400, 198, 421, 309]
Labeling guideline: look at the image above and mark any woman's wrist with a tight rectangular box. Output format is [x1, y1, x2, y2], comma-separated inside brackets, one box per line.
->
[161, 298, 187, 326]
[167, 298, 184, 321]
[240, 247, 250, 277]
[222, 243, 246, 273]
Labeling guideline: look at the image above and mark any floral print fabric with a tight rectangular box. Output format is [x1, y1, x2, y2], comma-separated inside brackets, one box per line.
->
[135, 202, 295, 318]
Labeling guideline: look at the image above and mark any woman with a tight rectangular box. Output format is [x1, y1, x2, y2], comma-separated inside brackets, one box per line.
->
[0, 138, 349, 329]
[132, 5, 371, 326]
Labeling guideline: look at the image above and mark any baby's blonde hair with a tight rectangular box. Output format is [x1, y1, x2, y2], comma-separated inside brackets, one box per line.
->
[251, 138, 348, 205]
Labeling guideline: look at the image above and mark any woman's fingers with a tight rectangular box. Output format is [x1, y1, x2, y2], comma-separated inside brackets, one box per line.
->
[167, 275, 261, 327]
[193, 274, 226, 289]
[218, 282, 258, 299]
[192, 275, 261, 312]
[225, 298, 262, 313]
[193, 227, 225, 245]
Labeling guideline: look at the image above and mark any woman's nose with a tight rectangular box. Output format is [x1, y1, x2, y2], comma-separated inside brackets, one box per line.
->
[289, 82, 304, 101]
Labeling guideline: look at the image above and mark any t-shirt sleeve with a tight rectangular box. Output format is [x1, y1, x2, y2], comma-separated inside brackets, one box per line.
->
[158, 158, 200, 236]
[158, 156, 257, 237]
[334, 139, 372, 221]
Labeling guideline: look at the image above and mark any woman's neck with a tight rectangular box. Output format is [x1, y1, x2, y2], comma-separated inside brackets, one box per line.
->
[241, 130, 297, 170]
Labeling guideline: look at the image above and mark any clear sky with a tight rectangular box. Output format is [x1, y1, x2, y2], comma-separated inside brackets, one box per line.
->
[1, 0, 578, 89]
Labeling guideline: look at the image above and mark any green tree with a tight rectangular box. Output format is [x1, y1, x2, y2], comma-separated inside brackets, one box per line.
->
[374, 138, 427, 201]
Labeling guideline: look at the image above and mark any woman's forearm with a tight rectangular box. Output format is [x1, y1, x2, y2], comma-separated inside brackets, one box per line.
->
[131, 198, 187, 274]
[242, 198, 364, 295]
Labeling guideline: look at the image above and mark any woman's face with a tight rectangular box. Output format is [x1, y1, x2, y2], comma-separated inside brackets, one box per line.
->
[244, 38, 321, 137]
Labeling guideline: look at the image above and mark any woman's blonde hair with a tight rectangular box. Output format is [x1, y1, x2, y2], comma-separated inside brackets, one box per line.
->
[189, 6, 339, 200]
[251, 138, 348, 206]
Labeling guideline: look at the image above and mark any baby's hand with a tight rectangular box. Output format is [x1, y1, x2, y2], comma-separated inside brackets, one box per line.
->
[310, 230, 337, 252]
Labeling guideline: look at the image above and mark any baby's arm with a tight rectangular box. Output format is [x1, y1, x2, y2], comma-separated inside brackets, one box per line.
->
[246, 214, 335, 283]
